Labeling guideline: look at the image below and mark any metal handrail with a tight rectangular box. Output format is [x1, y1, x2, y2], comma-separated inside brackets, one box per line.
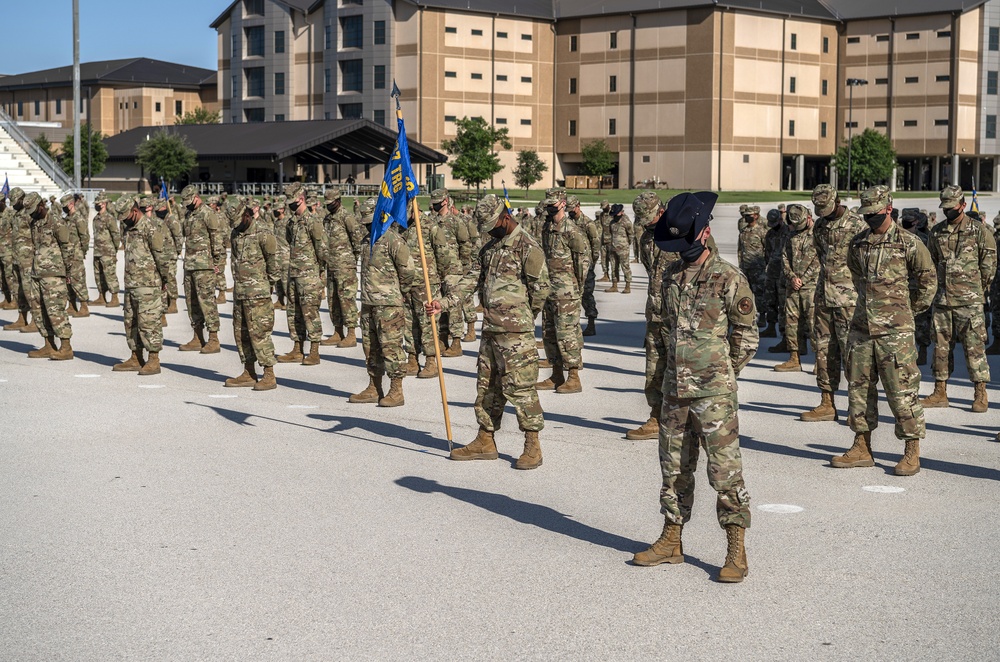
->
[0, 106, 74, 192]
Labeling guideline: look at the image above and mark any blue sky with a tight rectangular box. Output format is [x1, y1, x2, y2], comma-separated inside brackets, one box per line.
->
[2, 1, 220, 74]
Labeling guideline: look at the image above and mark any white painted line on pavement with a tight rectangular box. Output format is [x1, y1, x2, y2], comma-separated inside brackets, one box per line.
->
[288, 405, 318, 409]
[138, 384, 166, 389]
[209, 394, 238, 399]
[75, 374, 100, 379]
[757, 504, 804, 514]
[862, 485, 906, 494]
[0, 378, 7, 383]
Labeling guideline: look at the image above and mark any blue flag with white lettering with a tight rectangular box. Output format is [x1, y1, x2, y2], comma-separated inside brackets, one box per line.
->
[370, 114, 418, 250]
[160, 177, 169, 199]
[1, 174, 9, 199]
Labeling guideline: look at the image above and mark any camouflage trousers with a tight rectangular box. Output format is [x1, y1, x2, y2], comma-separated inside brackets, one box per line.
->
[991, 276, 1000, 339]
[215, 252, 228, 292]
[92, 254, 120, 295]
[33, 276, 72, 340]
[286, 274, 324, 343]
[0, 252, 16, 302]
[183, 270, 220, 332]
[764, 259, 786, 329]
[14, 262, 38, 317]
[161, 251, 179, 302]
[582, 265, 598, 319]
[234, 297, 276, 367]
[542, 297, 584, 370]
[744, 266, 766, 318]
[360, 304, 407, 379]
[658, 392, 751, 529]
[610, 248, 632, 285]
[813, 304, 853, 393]
[915, 307, 933, 348]
[846, 330, 925, 441]
[403, 285, 440, 358]
[326, 266, 359, 329]
[274, 250, 290, 305]
[645, 320, 667, 411]
[932, 305, 990, 384]
[66, 249, 89, 303]
[124, 287, 164, 353]
[475, 330, 544, 433]
[784, 286, 814, 352]
[601, 244, 612, 279]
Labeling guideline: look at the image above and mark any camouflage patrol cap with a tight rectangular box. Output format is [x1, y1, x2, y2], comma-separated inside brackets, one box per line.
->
[859, 185, 891, 215]
[180, 184, 199, 202]
[115, 195, 137, 221]
[94, 192, 109, 205]
[59, 193, 75, 207]
[22, 192, 42, 215]
[275, 195, 286, 206]
[738, 204, 748, 215]
[777, 203, 786, 211]
[9, 187, 25, 205]
[812, 184, 837, 218]
[324, 188, 342, 202]
[535, 201, 546, 216]
[360, 196, 378, 224]
[601, 199, 609, 209]
[939, 185, 964, 210]
[206, 195, 220, 207]
[632, 191, 662, 223]
[786, 203, 809, 229]
[544, 187, 566, 201]
[284, 182, 305, 200]
[430, 188, 449, 203]
[993, 212, 1000, 227]
[750, 205, 760, 215]
[766, 208, 782, 228]
[154, 197, 169, 210]
[565, 195, 580, 208]
[225, 197, 247, 224]
[475, 194, 506, 232]
[543, 192, 563, 206]
[307, 195, 320, 209]
[140, 196, 158, 209]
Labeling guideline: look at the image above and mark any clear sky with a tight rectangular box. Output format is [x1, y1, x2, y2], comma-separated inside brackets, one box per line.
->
[2, 1, 221, 74]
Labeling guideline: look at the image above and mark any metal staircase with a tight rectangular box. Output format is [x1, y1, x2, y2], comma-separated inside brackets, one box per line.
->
[0, 107, 73, 196]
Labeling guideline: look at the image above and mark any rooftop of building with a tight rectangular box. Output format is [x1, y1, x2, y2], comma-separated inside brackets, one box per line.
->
[0, 58, 217, 92]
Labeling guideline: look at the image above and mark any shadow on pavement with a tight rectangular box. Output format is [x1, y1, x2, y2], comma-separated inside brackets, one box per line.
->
[0, 338, 37, 354]
[74, 349, 121, 368]
[808, 442, 1000, 482]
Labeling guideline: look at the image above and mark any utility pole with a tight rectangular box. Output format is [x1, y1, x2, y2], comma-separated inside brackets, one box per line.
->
[72, 0, 81, 189]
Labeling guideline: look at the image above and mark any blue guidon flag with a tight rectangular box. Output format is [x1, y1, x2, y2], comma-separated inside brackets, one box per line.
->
[370, 112, 418, 251]
[0, 174, 9, 199]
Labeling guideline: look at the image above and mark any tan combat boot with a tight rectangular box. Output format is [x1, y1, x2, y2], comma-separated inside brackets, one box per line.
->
[253, 365, 277, 391]
[337, 331, 357, 348]
[538, 357, 551, 369]
[225, 361, 258, 387]
[535, 365, 565, 390]
[107, 292, 120, 307]
[717, 524, 748, 583]
[50, 337, 74, 361]
[301, 342, 321, 366]
[20, 320, 38, 333]
[632, 520, 684, 566]
[418, 355, 438, 379]
[165, 298, 178, 314]
[179, 328, 205, 351]
[582, 317, 596, 337]
[462, 321, 476, 343]
[378, 377, 405, 407]
[800, 391, 837, 422]
[515, 430, 542, 470]
[972, 382, 988, 413]
[626, 406, 660, 440]
[138, 351, 161, 376]
[92, 292, 106, 306]
[321, 327, 344, 346]
[4, 312, 26, 331]
[349, 376, 383, 404]
[73, 301, 89, 318]
[605, 281, 619, 293]
[27, 337, 55, 359]
[536, 340, 544, 349]
[277, 341, 304, 363]
[160, 314, 168, 328]
[113, 351, 142, 372]
[216, 291, 226, 304]
[598, 273, 610, 283]
[441, 337, 463, 357]
[774, 351, 800, 372]
[920, 381, 949, 408]
[450, 428, 499, 461]
[555, 368, 582, 394]
[405, 353, 420, 376]
[830, 431, 875, 468]
[621, 283, 631, 294]
[894, 439, 920, 476]
[200, 331, 221, 354]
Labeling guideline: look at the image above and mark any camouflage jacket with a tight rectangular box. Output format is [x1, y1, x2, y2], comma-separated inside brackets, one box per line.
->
[360, 226, 415, 307]
[458, 212, 480, 267]
[738, 222, 767, 273]
[231, 218, 279, 300]
[542, 217, 590, 300]
[30, 210, 72, 278]
[123, 217, 171, 289]
[444, 223, 550, 334]
[600, 211, 613, 244]
[640, 227, 680, 325]
[182, 204, 224, 272]
[286, 210, 328, 279]
[813, 208, 866, 308]
[324, 207, 364, 274]
[609, 214, 634, 252]
[13, 210, 34, 269]
[0, 207, 13, 259]
[403, 220, 439, 294]
[92, 210, 121, 258]
[160, 212, 183, 256]
[271, 211, 290, 252]
[569, 211, 601, 262]
[765, 225, 788, 263]
[65, 208, 90, 257]
[848, 222, 936, 337]
[660, 247, 759, 399]
[783, 227, 819, 288]
[927, 213, 997, 308]
[428, 211, 464, 279]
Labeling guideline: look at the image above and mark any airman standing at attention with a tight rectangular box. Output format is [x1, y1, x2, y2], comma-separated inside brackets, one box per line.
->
[401, 200, 447, 377]
[24, 193, 74, 360]
[0, 195, 14, 309]
[737, 205, 767, 325]
[91, 193, 121, 307]
[206, 196, 229, 304]
[774, 204, 818, 373]
[59, 194, 91, 318]
[605, 204, 634, 294]
[597, 199, 613, 282]
[4, 188, 39, 332]
[761, 208, 787, 340]
[565, 195, 601, 337]
[153, 198, 183, 314]
[426, 189, 466, 357]
[179, 185, 224, 354]
[321, 189, 363, 348]
[987, 211, 1000, 355]
[452, 196, 480, 343]
[270, 195, 290, 310]
[900, 208, 932, 365]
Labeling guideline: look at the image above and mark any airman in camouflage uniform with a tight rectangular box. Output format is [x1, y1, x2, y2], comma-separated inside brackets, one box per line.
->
[537, 193, 589, 394]
[605, 204, 634, 294]
[452, 197, 480, 343]
[24, 193, 74, 360]
[91, 194, 121, 307]
[179, 185, 224, 354]
[761, 208, 787, 340]
[988, 212, 1000, 355]
[4, 188, 39, 332]
[153, 198, 182, 314]
[597, 199, 613, 282]
[801, 185, 868, 421]
[429, 195, 551, 469]
[566, 195, 601, 337]
[225, 197, 281, 391]
[206, 195, 229, 303]
[0, 196, 13, 309]
[774, 204, 818, 372]
[832, 186, 936, 477]
[270, 196, 290, 309]
[402, 203, 448, 377]
[278, 182, 329, 366]
[321, 189, 363, 348]
[737, 204, 767, 321]
[428, 189, 468, 356]
[58, 194, 91, 317]
[920, 186, 996, 412]
[349, 202, 416, 408]
[632, 191, 757, 584]
[899, 208, 932, 364]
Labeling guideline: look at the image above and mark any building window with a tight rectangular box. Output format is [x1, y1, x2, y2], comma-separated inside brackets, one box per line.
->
[444, 71, 457, 78]
[496, 117, 507, 124]
[444, 115, 456, 122]
[936, 74, 951, 82]
[521, 118, 532, 126]
[610, 31, 617, 49]
[906, 33, 919, 40]
[788, 119, 795, 137]
[822, 79, 828, 96]
[823, 36, 829, 53]
[55, 99, 61, 114]
[934, 119, 949, 126]
[569, 77, 577, 94]
[874, 121, 888, 128]
[233, 115, 239, 123]
[155, 102, 161, 112]
[938, 31, 952, 38]
[472, 29, 483, 36]
[876, 35, 889, 42]
[847, 36, 860, 44]
[521, 76, 532, 83]
[790, 33, 797, 50]
[373, 109, 385, 125]
[324, 112, 331, 120]
[609, 118, 616, 135]
[325, 25, 332, 49]
[232, 33, 239, 56]
[609, 75, 617, 92]
[341, 59, 363, 92]
[244, 108, 264, 123]
[275, 114, 285, 121]
[989, 71, 998, 95]
[569, 119, 576, 136]
[570, 35, 577, 51]
[245, 26, 264, 57]
[340, 103, 363, 119]
[342, 16, 363, 48]
[34, 100, 40, 116]
[497, 31, 507, 38]
[845, 121, 858, 128]
[991, 27, 1000, 51]
[988, 114, 997, 139]
[789, 77, 796, 94]
[274, 72, 285, 95]
[821, 121, 827, 138]
[445, 26, 457, 34]
[875, 78, 889, 85]
[244, 0, 263, 16]
[374, 65, 386, 89]
[133, 101, 138, 109]
[374, 20, 386, 45]
[245, 67, 265, 97]
[905, 76, 919, 84]
[275, 30, 285, 53]
[903, 120, 918, 127]
[497, 74, 508, 81]
[16, 101, 22, 116]
[522, 33, 532, 41]
[119, 103, 123, 109]
[324, 68, 331, 93]
[176, 100, 182, 115]
[471, 73, 483, 80]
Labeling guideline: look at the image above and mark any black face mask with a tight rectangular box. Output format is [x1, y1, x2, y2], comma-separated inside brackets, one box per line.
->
[546, 206, 559, 217]
[431, 203, 446, 213]
[680, 239, 707, 263]
[864, 213, 887, 231]
[186, 202, 197, 212]
[155, 210, 168, 219]
[944, 208, 962, 222]
[488, 225, 506, 239]
[901, 218, 916, 230]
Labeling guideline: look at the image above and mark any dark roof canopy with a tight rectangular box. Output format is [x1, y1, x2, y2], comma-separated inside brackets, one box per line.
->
[0, 58, 216, 92]
[103, 119, 447, 165]
[211, 0, 323, 28]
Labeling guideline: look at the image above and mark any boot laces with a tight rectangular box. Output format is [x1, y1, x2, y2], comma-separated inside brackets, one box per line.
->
[724, 527, 741, 566]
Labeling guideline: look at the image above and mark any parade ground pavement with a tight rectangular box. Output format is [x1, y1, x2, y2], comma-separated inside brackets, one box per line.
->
[2, 198, 998, 660]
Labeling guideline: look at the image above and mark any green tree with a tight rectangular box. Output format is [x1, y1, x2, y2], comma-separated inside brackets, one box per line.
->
[34, 133, 55, 159]
[513, 149, 547, 194]
[175, 107, 221, 125]
[581, 139, 616, 191]
[60, 124, 108, 178]
[135, 131, 198, 186]
[441, 116, 512, 194]
[834, 128, 897, 192]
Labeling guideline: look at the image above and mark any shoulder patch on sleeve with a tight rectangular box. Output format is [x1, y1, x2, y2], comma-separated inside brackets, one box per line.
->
[524, 245, 545, 280]
[737, 297, 754, 316]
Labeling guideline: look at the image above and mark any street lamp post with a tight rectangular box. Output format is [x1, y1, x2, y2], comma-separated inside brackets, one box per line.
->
[846, 77, 868, 195]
